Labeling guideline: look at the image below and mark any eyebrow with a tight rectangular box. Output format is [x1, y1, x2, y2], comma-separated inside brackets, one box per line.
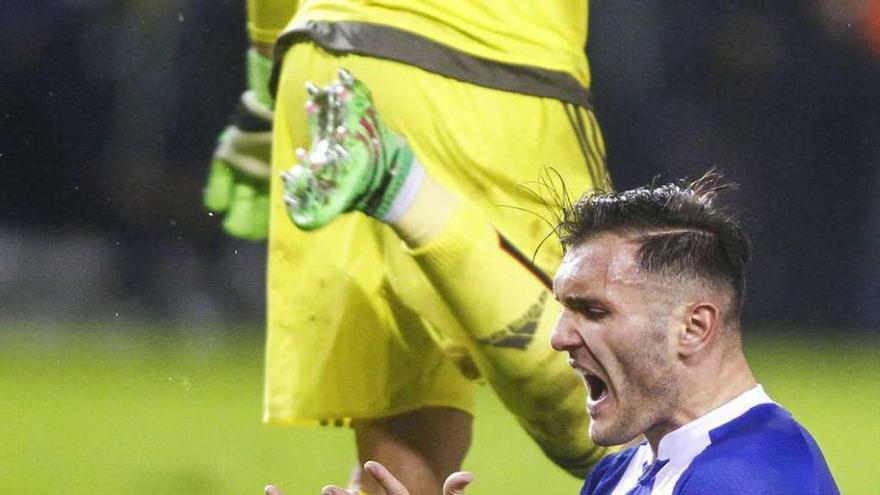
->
[559, 295, 606, 313]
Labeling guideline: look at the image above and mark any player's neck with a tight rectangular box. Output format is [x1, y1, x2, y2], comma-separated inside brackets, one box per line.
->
[682, 339, 756, 416]
[701, 350, 757, 413]
[646, 354, 756, 457]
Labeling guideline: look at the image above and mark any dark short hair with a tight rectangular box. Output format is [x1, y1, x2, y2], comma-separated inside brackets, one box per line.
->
[557, 172, 751, 315]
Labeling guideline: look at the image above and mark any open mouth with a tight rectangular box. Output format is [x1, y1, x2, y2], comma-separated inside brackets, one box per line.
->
[585, 372, 609, 402]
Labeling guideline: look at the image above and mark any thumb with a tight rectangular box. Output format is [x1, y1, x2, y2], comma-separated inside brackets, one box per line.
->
[443, 471, 474, 495]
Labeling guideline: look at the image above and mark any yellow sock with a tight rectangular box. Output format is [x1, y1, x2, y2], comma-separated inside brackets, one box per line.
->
[389, 171, 459, 248]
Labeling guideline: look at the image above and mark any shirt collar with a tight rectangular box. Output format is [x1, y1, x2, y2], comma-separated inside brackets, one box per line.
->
[652, 384, 774, 463]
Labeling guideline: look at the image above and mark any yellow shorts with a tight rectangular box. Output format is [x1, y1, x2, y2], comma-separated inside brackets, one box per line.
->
[264, 42, 607, 425]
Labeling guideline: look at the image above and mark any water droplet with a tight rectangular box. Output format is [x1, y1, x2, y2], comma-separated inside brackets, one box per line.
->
[208, 212, 214, 217]
[114, 312, 119, 317]
[178, 13, 185, 22]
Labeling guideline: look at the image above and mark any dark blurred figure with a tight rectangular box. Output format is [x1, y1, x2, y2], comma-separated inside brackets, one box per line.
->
[590, 1, 880, 330]
[0, 0, 261, 326]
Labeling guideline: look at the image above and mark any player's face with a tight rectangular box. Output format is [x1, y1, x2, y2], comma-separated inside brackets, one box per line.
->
[551, 234, 683, 447]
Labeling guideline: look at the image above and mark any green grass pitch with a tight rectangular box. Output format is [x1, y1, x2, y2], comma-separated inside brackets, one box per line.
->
[0, 325, 876, 494]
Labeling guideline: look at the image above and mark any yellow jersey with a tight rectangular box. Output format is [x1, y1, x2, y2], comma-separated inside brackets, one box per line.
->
[248, 0, 592, 89]
[288, 0, 591, 87]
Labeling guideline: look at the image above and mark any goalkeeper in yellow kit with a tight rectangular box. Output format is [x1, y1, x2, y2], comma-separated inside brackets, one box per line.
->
[205, 1, 611, 493]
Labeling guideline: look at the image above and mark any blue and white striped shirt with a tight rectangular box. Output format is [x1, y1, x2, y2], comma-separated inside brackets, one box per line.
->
[581, 386, 840, 495]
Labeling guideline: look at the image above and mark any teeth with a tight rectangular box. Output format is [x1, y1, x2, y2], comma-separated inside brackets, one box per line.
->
[567, 359, 610, 401]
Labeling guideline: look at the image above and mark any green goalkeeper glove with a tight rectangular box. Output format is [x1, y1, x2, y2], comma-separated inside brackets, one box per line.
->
[203, 49, 274, 240]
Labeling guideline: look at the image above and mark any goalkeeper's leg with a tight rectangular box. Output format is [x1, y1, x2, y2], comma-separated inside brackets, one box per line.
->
[281, 71, 609, 476]
[392, 185, 609, 476]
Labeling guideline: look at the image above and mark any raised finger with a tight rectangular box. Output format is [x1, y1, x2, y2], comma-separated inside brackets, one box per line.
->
[264, 484, 285, 495]
[319, 484, 355, 495]
[443, 471, 474, 495]
[363, 460, 410, 495]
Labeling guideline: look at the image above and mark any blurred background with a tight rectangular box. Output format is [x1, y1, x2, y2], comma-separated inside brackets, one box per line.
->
[1, 1, 878, 494]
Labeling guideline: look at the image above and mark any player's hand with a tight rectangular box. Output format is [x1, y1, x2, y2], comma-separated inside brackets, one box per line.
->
[263, 461, 473, 495]
[314, 461, 474, 495]
[204, 49, 274, 240]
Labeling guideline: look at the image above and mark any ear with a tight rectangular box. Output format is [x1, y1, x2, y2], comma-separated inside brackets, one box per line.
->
[678, 302, 719, 356]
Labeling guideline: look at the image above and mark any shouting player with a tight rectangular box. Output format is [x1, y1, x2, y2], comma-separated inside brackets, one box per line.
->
[305, 174, 840, 495]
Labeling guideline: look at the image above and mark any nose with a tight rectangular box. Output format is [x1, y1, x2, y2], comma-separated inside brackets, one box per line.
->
[550, 313, 583, 352]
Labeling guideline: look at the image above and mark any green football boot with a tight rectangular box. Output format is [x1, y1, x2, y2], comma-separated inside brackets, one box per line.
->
[281, 69, 415, 230]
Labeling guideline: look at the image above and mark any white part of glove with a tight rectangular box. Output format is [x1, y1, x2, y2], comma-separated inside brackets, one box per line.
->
[212, 89, 274, 179]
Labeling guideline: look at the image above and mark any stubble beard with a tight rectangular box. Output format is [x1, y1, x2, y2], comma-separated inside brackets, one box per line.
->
[589, 327, 680, 447]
